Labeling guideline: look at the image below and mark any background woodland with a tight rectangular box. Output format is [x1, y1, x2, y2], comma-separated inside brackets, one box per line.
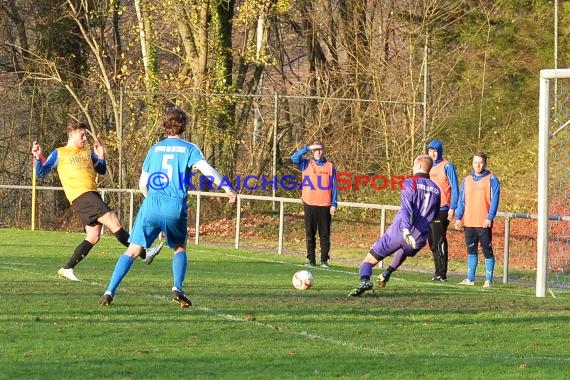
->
[1, 0, 569, 226]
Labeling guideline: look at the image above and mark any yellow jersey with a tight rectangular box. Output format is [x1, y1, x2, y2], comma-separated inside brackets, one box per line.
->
[36, 145, 105, 203]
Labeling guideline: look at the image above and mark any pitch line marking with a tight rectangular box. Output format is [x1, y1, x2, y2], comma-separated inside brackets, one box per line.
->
[2, 263, 570, 362]
[220, 253, 537, 296]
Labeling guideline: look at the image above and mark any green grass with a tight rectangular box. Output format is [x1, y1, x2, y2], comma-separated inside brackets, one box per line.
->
[1, 229, 569, 379]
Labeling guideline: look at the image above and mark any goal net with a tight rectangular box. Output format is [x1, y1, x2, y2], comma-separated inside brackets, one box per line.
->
[537, 69, 570, 297]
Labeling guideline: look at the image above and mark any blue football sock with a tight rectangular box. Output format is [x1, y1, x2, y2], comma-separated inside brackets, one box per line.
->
[467, 253, 478, 282]
[106, 254, 134, 295]
[172, 251, 187, 291]
[485, 257, 495, 282]
[359, 262, 373, 281]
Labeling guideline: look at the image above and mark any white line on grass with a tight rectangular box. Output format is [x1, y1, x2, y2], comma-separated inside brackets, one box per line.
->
[0, 256, 537, 300]
[220, 254, 537, 297]
[0, 264, 45, 275]
[0, 261, 397, 356]
[2, 261, 565, 361]
[148, 293, 570, 362]
[193, 304, 388, 355]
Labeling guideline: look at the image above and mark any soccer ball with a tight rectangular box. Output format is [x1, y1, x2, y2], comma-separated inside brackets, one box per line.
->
[292, 270, 314, 290]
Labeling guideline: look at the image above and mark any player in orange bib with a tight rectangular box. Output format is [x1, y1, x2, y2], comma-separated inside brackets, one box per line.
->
[32, 121, 162, 281]
[426, 140, 459, 282]
[454, 151, 501, 288]
[291, 140, 338, 268]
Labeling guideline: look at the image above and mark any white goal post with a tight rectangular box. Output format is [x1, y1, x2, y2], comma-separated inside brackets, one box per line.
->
[537, 68, 570, 297]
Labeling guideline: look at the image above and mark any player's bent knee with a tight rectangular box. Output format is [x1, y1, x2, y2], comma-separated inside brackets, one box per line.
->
[406, 248, 421, 257]
[366, 250, 381, 264]
[86, 235, 100, 245]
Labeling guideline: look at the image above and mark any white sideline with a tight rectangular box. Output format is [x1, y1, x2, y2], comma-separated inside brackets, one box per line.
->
[1, 260, 564, 362]
[192, 304, 388, 355]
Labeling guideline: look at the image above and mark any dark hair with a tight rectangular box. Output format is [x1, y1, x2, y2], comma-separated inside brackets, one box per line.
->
[474, 151, 488, 164]
[65, 120, 88, 134]
[163, 107, 187, 135]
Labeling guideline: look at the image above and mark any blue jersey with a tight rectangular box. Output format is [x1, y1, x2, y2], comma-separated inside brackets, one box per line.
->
[142, 137, 205, 199]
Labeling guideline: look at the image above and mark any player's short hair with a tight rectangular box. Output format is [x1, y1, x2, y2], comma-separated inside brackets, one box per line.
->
[163, 107, 187, 135]
[65, 120, 88, 135]
[415, 154, 433, 173]
[474, 150, 488, 164]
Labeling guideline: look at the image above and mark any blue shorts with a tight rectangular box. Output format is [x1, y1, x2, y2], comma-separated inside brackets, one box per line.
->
[129, 194, 188, 249]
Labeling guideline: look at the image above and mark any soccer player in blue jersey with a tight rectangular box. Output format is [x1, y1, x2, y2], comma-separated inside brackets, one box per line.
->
[349, 155, 441, 296]
[99, 107, 237, 307]
[31, 121, 162, 282]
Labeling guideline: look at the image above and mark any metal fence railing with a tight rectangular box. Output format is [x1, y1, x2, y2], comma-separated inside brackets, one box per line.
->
[3, 184, 570, 287]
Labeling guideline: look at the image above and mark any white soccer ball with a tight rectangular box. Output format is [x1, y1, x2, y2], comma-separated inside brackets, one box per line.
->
[292, 270, 314, 290]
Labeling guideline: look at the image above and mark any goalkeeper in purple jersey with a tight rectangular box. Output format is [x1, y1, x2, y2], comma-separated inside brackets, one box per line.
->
[349, 155, 441, 297]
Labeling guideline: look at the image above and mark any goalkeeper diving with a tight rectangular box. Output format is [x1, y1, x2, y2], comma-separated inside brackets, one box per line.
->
[349, 155, 441, 296]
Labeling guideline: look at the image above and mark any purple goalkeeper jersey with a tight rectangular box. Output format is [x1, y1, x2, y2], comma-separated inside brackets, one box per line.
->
[384, 174, 441, 249]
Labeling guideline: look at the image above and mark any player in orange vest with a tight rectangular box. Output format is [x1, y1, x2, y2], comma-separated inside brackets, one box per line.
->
[426, 140, 459, 282]
[455, 151, 501, 288]
[291, 140, 338, 268]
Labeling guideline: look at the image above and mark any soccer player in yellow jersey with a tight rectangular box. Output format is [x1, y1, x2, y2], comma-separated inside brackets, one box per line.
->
[32, 121, 162, 281]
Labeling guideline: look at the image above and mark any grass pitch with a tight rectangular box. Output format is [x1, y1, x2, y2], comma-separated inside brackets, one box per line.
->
[1, 229, 569, 379]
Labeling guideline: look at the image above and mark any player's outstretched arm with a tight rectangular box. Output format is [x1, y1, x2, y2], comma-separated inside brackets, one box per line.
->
[193, 160, 236, 203]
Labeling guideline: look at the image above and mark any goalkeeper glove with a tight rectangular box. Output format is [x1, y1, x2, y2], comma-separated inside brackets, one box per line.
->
[402, 229, 417, 249]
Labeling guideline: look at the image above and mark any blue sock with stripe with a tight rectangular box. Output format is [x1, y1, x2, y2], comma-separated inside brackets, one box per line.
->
[172, 251, 187, 291]
[485, 258, 495, 282]
[467, 253, 478, 282]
